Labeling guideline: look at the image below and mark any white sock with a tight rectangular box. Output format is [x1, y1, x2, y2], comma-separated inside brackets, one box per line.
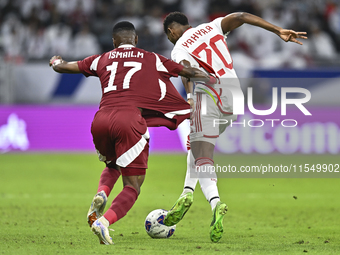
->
[195, 157, 220, 211]
[198, 177, 220, 210]
[98, 216, 110, 227]
[210, 197, 220, 210]
[181, 150, 197, 196]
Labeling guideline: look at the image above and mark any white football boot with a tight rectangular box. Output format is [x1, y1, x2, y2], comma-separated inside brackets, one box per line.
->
[87, 191, 107, 227]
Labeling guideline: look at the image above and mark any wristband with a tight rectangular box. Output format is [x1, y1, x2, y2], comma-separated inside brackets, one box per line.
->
[51, 59, 62, 66]
[187, 93, 193, 99]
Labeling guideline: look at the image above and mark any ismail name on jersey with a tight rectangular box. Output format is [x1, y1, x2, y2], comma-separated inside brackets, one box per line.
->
[182, 25, 213, 48]
[109, 51, 144, 59]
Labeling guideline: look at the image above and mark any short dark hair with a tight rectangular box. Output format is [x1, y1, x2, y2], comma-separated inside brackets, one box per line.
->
[163, 12, 189, 34]
[112, 21, 136, 34]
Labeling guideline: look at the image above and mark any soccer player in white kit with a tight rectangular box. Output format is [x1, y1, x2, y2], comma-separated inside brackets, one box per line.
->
[162, 12, 307, 242]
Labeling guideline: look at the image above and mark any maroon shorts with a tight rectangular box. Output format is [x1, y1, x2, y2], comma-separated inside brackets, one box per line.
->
[91, 106, 149, 174]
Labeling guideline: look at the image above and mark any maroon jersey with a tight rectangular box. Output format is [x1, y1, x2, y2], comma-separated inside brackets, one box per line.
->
[77, 45, 190, 130]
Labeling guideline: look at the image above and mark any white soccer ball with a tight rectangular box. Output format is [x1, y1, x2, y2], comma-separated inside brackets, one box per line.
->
[145, 209, 176, 238]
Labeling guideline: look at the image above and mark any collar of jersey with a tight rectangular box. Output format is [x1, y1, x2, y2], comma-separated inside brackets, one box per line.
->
[175, 27, 192, 46]
[183, 27, 192, 35]
[118, 44, 135, 48]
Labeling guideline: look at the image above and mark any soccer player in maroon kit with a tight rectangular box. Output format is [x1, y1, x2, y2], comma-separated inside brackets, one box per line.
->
[49, 21, 216, 245]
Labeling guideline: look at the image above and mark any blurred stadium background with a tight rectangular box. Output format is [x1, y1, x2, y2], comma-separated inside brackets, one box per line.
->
[0, 0, 340, 154]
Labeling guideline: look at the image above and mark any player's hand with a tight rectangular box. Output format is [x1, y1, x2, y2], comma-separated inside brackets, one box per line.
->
[278, 29, 307, 45]
[49, 56, 63, 66]
[187, 98, 194, 108]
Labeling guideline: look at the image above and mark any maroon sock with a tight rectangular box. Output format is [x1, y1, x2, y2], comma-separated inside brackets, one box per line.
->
[103, 186, 138, 225]
[97, 167, 121, 197]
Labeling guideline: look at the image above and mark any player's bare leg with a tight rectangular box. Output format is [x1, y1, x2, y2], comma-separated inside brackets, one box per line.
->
[191, 141, 214, 159]
[191, 140, 228, 242]
[122, 174, 145, 195]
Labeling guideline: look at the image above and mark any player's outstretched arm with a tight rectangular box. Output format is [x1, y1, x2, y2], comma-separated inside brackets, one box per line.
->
[49, 56, 81, 73]
[179, 60, 218, 85]
[221, 12, 307, 45]
[178, 60, 217, 107]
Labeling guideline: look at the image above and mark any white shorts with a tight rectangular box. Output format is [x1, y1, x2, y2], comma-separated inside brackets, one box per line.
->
[190, 90, 237, 145]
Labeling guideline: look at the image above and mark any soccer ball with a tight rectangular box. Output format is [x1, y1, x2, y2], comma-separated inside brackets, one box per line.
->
[145, 209, 176, 238]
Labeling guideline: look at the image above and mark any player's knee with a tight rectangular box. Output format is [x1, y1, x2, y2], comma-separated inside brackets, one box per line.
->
[122, 179, 141, 195]
[125, 184, 141, 196]
[122, 170, 145, 196]
[135, 186, 141, 196]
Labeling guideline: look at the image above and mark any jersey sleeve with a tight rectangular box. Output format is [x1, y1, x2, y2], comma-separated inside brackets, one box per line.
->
[171, 47, 193, 64]
[171, 47, 201, 69]
[154, 53, 184, 77]
[77, 54, 101, 77]
[211, 17, 229, 36]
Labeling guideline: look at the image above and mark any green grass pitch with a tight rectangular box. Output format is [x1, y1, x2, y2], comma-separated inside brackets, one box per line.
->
[0, 153, 339, 254]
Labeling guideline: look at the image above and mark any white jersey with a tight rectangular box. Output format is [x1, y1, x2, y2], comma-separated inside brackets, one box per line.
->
[171, 17, 242, 114]
[171, 17, 237, 79]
